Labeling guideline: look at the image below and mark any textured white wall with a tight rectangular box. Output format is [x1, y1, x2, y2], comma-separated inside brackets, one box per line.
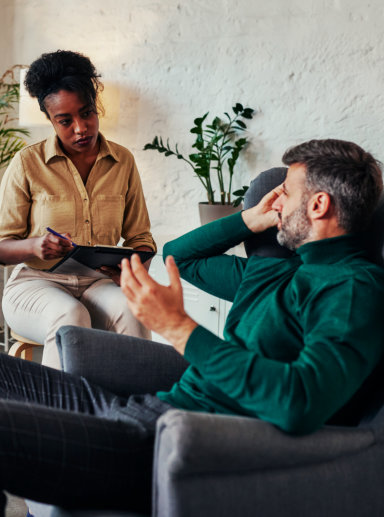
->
[1, 0, 384, 237]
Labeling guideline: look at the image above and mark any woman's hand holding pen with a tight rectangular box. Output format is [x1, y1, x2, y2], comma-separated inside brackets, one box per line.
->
[32, 232, 73, 261]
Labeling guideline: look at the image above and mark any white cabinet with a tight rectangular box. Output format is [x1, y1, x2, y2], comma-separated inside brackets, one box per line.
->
[149, 254, 230, 345]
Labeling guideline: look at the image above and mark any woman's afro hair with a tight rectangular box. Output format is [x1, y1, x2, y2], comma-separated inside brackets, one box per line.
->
[24, 50, 103, 115]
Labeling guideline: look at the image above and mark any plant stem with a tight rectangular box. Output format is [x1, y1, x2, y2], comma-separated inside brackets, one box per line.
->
[228, 173, 233, 204]
[215, 113, 239, 204]
[182, 154, 214, 203]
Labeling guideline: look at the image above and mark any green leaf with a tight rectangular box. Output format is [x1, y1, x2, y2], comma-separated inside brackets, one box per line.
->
[233, 198, 242, 207]
[242, 108, 255, 119]
[189, 153, 202, 163]
[193, 112, 209, 127]
[232, 103, 244, 114]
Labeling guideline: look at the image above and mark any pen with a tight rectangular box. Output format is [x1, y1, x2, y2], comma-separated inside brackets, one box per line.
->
[46, 227, 77, 247]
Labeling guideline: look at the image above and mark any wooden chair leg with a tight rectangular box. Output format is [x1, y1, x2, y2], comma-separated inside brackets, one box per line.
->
[8, 341, 36, 360]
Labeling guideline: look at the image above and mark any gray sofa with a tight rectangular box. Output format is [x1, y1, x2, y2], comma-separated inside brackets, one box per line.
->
[29, 327, 384, 517]
[27, 167, 384, 516]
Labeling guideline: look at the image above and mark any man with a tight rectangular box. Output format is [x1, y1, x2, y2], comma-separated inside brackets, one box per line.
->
[0, 139, 383, 514]
[121, 138, 384, 435]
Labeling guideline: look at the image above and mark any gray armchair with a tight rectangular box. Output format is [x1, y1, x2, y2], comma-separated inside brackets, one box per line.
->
[28, 167, 384, 517]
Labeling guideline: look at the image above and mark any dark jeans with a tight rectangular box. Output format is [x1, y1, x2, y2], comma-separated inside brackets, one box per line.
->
[0, 352, 172, 515]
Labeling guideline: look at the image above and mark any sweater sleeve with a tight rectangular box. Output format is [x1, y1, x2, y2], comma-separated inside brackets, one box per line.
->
[163, 212, 254, 301]
[184, 274, 384, 434]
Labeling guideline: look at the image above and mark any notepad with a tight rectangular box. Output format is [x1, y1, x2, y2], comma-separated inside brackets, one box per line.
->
[48, 246, 155, 276]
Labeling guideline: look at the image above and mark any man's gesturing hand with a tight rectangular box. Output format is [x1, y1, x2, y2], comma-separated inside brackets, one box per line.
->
[121, 254, 197, 355]
[241, 184, 283, 233]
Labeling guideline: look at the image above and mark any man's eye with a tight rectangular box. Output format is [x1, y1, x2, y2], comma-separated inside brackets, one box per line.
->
[59, 119, 71, 126]
[82, 111, 92, 118]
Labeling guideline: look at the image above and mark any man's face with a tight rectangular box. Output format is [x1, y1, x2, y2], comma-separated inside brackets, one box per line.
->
[272, 164, 313, 250]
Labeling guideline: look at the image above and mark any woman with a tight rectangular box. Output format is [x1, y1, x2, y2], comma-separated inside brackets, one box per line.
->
[0, 50, 156, 368]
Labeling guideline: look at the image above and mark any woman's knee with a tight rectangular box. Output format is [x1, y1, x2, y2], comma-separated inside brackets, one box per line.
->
[47, 299, 91, 328]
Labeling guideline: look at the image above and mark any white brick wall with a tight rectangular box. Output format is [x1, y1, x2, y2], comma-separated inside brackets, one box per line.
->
[1, 0, 383, 238]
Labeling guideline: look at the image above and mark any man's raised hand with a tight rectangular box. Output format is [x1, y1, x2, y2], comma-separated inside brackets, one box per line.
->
[121, 254, 197, 355]
[241, 184, 283, 233]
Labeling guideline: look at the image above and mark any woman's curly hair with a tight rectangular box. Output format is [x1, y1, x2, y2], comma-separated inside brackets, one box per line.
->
[24, 50, 104, 117]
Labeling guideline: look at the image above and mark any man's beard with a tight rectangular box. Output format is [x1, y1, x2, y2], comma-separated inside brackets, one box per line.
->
[276, 202, 312, 250]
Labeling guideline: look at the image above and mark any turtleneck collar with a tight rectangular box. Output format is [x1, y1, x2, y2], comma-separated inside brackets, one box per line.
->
[296, 234, 367, 265]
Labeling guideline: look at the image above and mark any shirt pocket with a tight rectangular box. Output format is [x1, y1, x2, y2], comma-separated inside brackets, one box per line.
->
[92, 194, 125, 241]
[32, 194, 76, 235]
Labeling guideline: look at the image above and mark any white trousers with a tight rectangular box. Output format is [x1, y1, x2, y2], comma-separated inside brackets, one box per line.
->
[2, 264, 150, 369]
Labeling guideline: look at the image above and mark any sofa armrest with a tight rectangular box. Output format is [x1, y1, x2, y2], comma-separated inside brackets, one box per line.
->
[56, 326, 189, 398]
[152, 409, 383, 517]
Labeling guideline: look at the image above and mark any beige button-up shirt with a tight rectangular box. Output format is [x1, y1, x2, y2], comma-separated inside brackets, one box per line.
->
[0, 133, 156, 269]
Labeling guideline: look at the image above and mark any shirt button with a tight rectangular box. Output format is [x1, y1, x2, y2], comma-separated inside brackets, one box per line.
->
[85, 219, 90, 224]
[87, 241, 91, 245]
[84, 198, 88, 202]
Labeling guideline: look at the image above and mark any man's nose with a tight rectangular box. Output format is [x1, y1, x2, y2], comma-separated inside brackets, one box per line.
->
[272, 195, 282, 212]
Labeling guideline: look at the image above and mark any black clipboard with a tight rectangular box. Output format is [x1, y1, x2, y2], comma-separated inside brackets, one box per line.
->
[48, 246, 155, 276]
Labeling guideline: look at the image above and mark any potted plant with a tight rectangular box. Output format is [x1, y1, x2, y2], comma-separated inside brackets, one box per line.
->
[0, 65, 30, 179]
[144, 103, 255, 224]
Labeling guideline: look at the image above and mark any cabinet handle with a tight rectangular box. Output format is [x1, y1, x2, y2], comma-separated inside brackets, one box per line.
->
[209, 305, 217, 312]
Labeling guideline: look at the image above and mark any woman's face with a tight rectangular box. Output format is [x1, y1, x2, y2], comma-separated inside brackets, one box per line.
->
[44, 89, 99, 157]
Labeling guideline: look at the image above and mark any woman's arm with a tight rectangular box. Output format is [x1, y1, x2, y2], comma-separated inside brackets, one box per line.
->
[121, 155, 156, 251]
[0, 234, 73, 265]
[0, 150, 73, 266]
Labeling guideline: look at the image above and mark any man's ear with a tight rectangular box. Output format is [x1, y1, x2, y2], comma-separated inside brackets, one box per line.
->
[308, 192, 332, 220]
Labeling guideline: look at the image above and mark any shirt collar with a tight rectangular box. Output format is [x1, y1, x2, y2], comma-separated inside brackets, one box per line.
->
[98, 133, 119, 162]
[43, 132, 119, 164]
[296, 234, 367, 265]
[44, 133, 66, 162]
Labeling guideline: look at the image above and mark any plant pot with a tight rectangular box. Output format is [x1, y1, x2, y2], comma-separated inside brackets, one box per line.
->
[198, 202, 243, 225]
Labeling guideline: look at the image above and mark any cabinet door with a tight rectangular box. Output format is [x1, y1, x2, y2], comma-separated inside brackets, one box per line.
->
[149, 255, 222, 344]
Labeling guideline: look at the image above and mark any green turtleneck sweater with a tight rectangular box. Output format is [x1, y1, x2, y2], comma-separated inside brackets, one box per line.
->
[157, 212, 384, 434]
